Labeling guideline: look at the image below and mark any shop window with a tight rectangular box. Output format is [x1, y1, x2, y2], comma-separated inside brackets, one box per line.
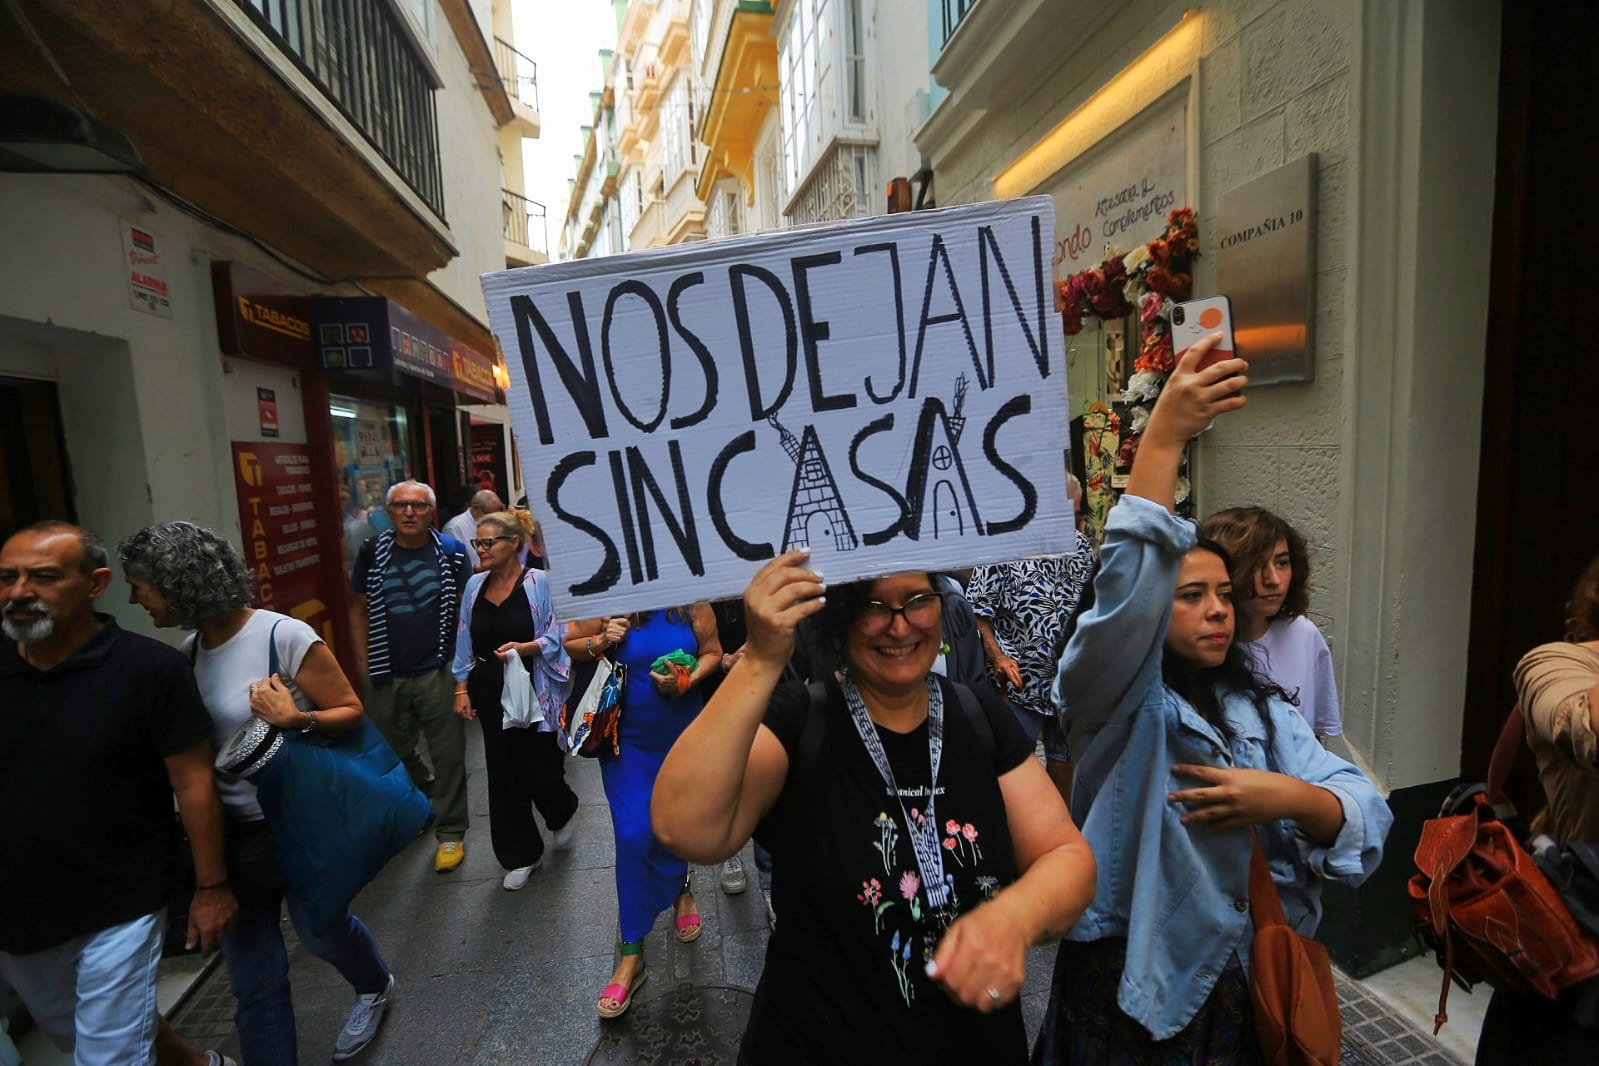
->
[329, 395, 412, 576]
[843, 0, 865, 123]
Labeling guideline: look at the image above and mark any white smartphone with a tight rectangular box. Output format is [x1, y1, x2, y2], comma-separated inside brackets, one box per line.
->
[1171, 295, 1239, 371]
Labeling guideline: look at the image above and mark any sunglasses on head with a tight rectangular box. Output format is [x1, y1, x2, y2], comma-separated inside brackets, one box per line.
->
[854, 591, 944, 635]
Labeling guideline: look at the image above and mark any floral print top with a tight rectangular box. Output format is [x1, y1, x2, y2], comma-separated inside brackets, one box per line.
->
[743, 676, 1035, 1065]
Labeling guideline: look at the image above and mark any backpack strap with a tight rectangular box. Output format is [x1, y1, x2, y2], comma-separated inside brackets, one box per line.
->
[943, 677, 996, 771]
[796, 680, 829, 779]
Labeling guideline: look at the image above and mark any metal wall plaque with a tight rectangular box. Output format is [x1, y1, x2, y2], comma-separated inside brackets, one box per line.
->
[1216, 154, 1317, 384]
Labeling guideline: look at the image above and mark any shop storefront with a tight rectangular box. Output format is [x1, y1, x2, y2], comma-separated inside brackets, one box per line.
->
[213, 266, 502, 672]
[916, 0, 1506, 975]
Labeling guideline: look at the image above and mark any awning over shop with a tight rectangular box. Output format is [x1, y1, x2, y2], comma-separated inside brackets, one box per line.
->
[312, 296, 499, 403]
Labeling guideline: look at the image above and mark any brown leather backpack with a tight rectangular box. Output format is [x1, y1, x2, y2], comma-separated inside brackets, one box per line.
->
[1407, 704, 1599, 1032]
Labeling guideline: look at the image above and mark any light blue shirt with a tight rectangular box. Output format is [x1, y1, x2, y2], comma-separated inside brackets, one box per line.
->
[1054, 494, 1391, 1039]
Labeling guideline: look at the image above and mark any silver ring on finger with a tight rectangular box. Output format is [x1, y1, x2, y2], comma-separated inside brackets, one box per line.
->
[985, 987, 1002, 1002]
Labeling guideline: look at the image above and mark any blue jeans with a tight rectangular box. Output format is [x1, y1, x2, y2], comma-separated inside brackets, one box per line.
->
[0, 909, 164, 1064]
[224, 888, 389, 1066]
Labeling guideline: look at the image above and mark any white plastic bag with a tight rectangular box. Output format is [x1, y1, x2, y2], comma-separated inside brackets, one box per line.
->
[499, 651, 535, 729]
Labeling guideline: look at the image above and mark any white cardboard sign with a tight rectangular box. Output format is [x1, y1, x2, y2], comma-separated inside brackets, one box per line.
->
[481, 196, 1073, 619]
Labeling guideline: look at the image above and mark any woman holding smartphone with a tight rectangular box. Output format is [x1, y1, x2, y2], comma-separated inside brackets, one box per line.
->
[1034, 336, 1391, 1063]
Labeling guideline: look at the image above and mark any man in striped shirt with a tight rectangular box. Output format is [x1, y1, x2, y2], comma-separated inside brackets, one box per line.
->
[350, 480, 474, 872]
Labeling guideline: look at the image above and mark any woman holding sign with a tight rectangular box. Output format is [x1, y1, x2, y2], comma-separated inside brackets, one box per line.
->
[565, 603, 722, 1018]
[651, 560, 1096, 1060]
[1034, 336, 1390, 1063]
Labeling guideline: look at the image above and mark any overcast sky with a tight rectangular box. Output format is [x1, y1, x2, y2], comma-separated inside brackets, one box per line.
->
[512, 0, 619, 256]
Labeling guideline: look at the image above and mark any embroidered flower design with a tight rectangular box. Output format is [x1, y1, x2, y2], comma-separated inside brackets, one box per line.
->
[942, 837, 957, 851]
[945, 819, 961, 835]
[858, 877, 892, 934]
[897, 870, 923, 923]
[888, 931, 915, 1005]
[962, 823, 978, 843]
[976, 875, 1000, 901]
[871, 812, 899, 875]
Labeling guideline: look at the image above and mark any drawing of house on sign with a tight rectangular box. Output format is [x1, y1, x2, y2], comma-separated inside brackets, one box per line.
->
[906, 376, 984, 542]
[769, 415, 859, 554]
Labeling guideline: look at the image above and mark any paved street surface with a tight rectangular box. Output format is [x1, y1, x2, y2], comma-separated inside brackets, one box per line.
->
[157, 727, 1469, 1065]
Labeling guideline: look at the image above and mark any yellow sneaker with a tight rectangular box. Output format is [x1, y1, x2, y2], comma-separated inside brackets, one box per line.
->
[434, 841, 464, 872]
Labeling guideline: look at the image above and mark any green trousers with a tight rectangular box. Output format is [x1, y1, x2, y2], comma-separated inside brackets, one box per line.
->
[366, 667, 468, 842]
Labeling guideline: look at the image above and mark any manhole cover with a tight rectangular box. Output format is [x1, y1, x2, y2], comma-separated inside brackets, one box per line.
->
[585, 983, 753, 1065]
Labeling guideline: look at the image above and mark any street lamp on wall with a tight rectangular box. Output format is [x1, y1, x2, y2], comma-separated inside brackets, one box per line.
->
[0, 93, 146, 175]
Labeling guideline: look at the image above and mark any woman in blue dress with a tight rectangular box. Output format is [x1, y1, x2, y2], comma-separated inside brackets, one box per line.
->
[565, 604, 722, 1018]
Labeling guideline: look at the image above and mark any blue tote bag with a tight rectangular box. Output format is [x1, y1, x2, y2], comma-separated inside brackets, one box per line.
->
[217, 621, 433, 936]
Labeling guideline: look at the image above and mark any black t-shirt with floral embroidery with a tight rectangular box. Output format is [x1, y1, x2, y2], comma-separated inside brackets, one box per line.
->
[742, 675, 1035, 1065]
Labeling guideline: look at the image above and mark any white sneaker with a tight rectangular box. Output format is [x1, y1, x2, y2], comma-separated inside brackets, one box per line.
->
[502, 860, 541, 891]
[720, 854, 748, 894]
[205, 1054, 238, 1066]
[762, 888, 776, 931]
[552, 820, 577, 850]
[332, 974, 393, 1061]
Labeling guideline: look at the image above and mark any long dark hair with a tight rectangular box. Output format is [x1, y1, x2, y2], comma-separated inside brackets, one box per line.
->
[1163, 539, 1297, 747]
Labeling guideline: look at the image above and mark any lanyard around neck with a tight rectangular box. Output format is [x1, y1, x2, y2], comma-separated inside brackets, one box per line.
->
[843, 675, 949, 910]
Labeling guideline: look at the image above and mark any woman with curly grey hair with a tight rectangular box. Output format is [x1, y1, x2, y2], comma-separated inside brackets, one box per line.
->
[119, 522, 395, 1066]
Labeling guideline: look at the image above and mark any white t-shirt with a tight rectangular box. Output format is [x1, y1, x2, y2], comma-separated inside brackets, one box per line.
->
[443, 510, 480, 565]
[184, 610, 320, 819]
[1242, 614, 1343, 738]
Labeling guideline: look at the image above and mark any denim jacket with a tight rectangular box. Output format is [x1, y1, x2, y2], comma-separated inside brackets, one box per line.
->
[1054, 495, 1391, 1039]
[451, 569, 571, 734]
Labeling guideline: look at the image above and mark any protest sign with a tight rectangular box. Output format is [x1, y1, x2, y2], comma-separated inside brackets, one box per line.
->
[481, 196, 1074, 619]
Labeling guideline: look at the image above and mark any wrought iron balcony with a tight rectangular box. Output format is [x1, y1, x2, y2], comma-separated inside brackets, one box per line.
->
[231, 0, 445, 218]
[493, 36, 540, 112]
[940, 0, 979, 48]
[502, 188, 547, 256]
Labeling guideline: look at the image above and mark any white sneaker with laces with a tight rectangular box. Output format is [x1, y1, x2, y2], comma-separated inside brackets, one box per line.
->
[552, 820, 577, 850]
[502, 859, 541, 891]
[720, 854, 747, 894]
[332, 974, 393, 1061]
[205, 1053, 238, 1066]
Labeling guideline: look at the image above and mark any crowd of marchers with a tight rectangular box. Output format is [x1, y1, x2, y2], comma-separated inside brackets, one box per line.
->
[4, 332, 1597, 1064]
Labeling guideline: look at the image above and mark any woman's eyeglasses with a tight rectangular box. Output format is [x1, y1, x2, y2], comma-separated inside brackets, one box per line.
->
[471, 535, 515, 550]
[855, 592, 944, 636]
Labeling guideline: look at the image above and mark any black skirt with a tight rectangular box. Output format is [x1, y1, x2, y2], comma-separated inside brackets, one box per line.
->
[1032, 937, 1261, 1066]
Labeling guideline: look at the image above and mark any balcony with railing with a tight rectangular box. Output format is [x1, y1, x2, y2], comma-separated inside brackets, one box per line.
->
[940, 0, 980, 48]
[784, 139, 876, 226]
[231, 0, 446, 218]
[502, 188, 548, 266]
[494, 35, 542, 137]
[0, 0, 458, 284]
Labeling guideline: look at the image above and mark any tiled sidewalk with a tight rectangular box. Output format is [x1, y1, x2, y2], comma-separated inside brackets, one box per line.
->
[1336, 971, 1464, 1066]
